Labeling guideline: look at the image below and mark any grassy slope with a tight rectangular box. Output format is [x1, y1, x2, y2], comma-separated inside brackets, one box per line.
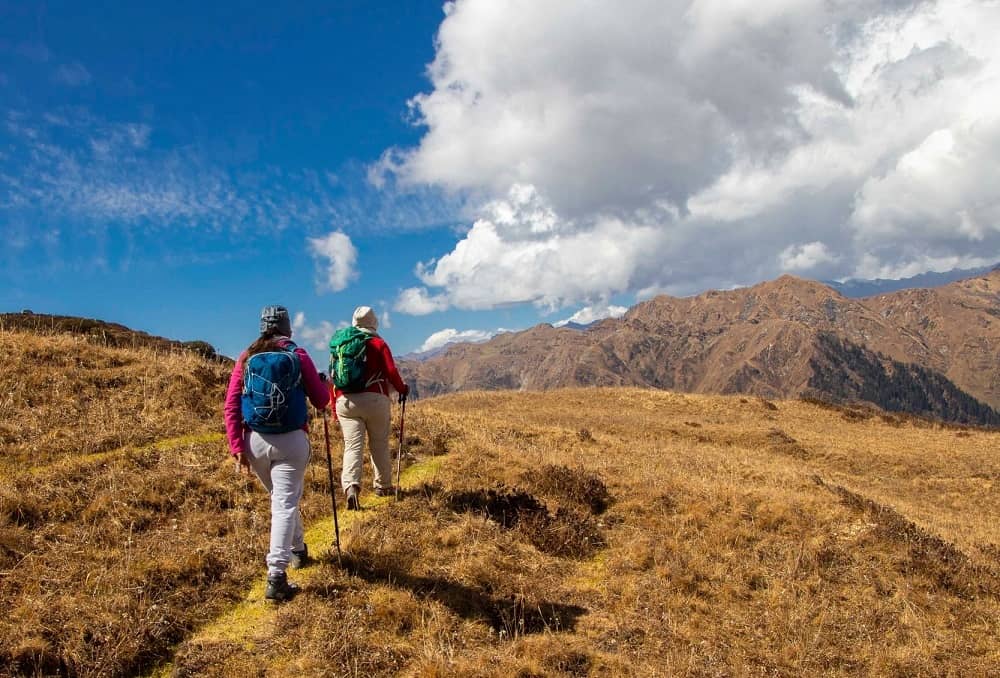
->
[171, 389, 999, 677]
[0, 329, 250, 676]
[0, 330, 227, 470]
[2, 325, 998, 676]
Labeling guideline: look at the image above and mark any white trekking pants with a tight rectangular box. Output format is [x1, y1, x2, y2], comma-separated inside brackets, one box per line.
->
[246, 429, 310, 577]
[336, 392, 393, 492]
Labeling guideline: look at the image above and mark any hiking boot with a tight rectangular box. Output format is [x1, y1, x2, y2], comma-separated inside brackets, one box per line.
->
[374, 486, 396, 497]
[289, 544, 309, 569]
[345, 485, 361, 511]
[264, 572, 299, 602]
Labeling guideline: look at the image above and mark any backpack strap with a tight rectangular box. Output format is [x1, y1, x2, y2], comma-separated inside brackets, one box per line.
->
[276, 338, 298, 352]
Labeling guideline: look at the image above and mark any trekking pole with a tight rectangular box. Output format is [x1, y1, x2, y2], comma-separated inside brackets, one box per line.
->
[321, 410, 343, 566]
[395, 393, 407, 501]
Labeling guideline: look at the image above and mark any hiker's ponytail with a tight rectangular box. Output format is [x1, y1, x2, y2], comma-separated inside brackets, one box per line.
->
[245, 327, 285, 358]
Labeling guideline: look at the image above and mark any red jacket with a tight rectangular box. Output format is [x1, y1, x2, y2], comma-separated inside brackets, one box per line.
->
[331, 334, 407, 403]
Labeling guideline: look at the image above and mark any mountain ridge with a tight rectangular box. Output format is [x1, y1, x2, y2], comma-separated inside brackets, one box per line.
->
[826, 263, 1000, 297]
[399, 271, 1000, 425]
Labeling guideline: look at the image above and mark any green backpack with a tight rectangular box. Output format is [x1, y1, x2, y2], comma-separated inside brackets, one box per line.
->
[329, 326, 373, 392]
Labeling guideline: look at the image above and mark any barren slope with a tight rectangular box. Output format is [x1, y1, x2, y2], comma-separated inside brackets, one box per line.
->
[0, 328, 228, 471]
[868, 273, 1000, 406]
[400, 272, 1000, 419]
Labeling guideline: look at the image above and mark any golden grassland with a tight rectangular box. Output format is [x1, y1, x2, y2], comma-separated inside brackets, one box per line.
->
[0, 330, 228, 472]
[2, 326, 999, 676]
[160, 389, 1000, 678]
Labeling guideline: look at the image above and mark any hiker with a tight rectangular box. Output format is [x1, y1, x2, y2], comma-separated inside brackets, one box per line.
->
[329, 305, 408, 510]
[224, 305, 330, 602]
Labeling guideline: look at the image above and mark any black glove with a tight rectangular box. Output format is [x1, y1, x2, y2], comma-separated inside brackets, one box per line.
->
[319, 372, 328, 383]
[398, 384, 409, 404]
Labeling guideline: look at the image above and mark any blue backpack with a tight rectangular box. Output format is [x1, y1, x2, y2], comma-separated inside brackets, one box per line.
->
[241, 341, 308, 433]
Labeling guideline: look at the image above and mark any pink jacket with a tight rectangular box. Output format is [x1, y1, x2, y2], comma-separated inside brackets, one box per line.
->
[224, 338, 330, 456]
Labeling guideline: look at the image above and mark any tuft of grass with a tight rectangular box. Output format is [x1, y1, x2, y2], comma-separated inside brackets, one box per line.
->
[525, 464, 612, 514]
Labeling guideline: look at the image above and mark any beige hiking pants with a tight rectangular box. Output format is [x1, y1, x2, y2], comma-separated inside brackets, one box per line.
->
[336, 392, 393, 492]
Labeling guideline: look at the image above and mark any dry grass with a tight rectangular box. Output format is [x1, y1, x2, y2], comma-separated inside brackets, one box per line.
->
[0, 329, 228, 471]
[0, 328, 252, 676]
[165, 388, 1000, 677]
[4, 326, 1000, 677]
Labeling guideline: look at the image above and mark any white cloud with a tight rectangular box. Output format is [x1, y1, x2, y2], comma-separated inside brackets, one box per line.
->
[851, 251, 999, 282]
[90, 123, 151, 155]
[53, 62, 91, 87]
[418, 327, 497, 353]
[779, 242, 838, 273]
[397, 184, 662, 312]
[292, 311, 346, 352]
[554, 304, 628, 327]
[308, 231, 358, 293]
[382, 0, 1000, 308]
[852, 117, 1000, 245]
[394, 286, 450, 315]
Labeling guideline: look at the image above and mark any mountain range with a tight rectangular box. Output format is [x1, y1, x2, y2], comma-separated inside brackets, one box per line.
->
[398, 270, 1000, 425]
[826, 263, 999, 298]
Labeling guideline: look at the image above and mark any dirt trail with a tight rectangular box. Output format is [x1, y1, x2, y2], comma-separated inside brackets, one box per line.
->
[147, 454, 445, 676]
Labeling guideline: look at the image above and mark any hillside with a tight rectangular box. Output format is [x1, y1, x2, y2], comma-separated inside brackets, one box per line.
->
[399, 271, 1000, 424]
[0, 319, 230, 470]
[2, 319, 1000, 675]
[0, 322, 243, 675]
[0, 312, 226, 362]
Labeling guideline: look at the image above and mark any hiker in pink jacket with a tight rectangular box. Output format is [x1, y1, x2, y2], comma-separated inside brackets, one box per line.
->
[224, 305, 329, 602]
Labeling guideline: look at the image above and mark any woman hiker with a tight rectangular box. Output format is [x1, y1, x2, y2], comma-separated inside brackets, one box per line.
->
[329, 305, 409, 510]
[224, 305, 330, 602]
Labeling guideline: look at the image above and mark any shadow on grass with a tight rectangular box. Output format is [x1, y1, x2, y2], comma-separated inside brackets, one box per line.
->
[320, 552, 586, 635]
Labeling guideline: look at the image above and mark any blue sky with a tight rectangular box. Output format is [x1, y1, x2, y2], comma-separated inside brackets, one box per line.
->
[2, 1, 998, 366]
[0, 1, 553, 361]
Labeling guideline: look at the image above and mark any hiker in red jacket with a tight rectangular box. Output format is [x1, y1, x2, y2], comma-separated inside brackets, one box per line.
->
[224, 305, 329, 602]
[331, 305, 408, 510]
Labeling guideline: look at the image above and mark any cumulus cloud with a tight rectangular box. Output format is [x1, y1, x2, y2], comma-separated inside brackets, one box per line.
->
[554, 304, 628, 327]
[403, 184, 662, 310]
[308, 230, 358, 293]
[853, 117, 1000, 245]
[292, 311, 346, 352]
[395, 286, 450, 315]
[385, 0, 1000, 313]
[779, 242, 838, 273]
[418, 327, 498, 353]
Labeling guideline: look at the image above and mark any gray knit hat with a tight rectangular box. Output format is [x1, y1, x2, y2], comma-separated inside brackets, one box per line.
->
[260, 305, 292, 336]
